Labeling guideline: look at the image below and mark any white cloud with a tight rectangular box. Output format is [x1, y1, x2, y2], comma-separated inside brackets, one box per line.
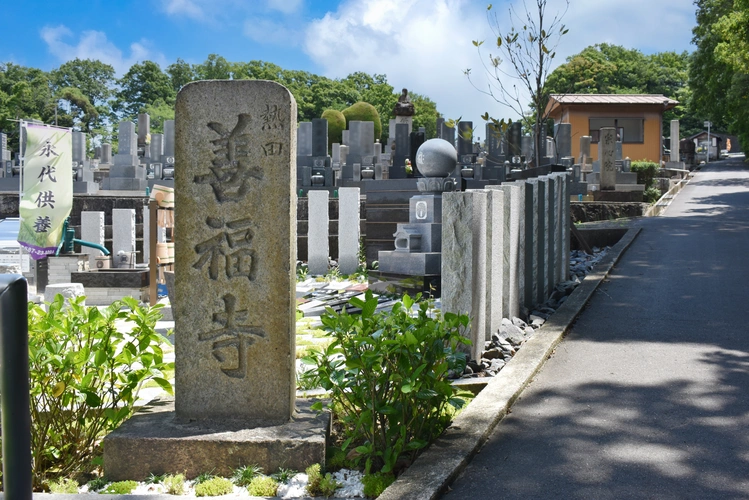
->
[40, 25, 167, 75]
[161, 0, 205, 20]
[266, 0, 304, 15]
[304, 0, 696, 134]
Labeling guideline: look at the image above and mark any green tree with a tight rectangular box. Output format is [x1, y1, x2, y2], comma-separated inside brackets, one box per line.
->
[410, 92, 439, 139]
[713, 0, 749, 73]
[166, 58, 196, 93]
[51, 59, 115, 136]
[467, 0, 570, 166]
[193, 54, 234, 80]
[689, 0, 749, 147]
[0, 63, 56, 150]
[113, 61, 175, 120]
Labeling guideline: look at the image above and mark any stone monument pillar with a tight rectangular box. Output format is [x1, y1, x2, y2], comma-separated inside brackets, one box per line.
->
[599, 127, 617, 190]
[103, 80, 328, 481]
[175, 80, 297, 423]
[670, 120, 680, 162]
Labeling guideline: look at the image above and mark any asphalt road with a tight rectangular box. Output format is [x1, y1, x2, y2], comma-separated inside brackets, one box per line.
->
[444, 157, 749, 499]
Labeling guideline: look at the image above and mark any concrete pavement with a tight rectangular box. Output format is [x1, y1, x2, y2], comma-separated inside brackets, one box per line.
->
[444, 157, 749, 499]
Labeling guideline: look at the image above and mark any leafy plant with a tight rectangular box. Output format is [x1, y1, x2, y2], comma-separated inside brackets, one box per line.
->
[194, 477, 233, 496]
[303, 292, 471, 474]
[246, 475, 279, 496]
[361, 472, 396, 498]
[270, 467, 297, 484]
[47, 477, 79, 494]
[305, 463, 339, 497]
[146, 472, 167, 484]
[25, 295, 173, 489]
[643, 186, 662, 204]
[162, 473, 187, 495]
[99, 480, 137, 494]
[630, 160, 660, 189]
[193, 470, 216, 484]
[231, 464, 263, 486]
[86, 476, 108, 492]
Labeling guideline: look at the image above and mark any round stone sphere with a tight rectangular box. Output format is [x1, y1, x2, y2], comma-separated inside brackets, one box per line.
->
[416, 138, 458, 178]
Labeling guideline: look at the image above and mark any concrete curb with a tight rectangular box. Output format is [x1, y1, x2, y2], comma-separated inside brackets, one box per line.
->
[378, 226, 642, 500]
[644, 174, 692, 217]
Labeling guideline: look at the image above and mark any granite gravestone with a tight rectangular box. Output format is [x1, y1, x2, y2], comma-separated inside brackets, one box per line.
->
[103, 81, 327, 480]
[174, 81, 297, 424]
[600, 127, 617, 190]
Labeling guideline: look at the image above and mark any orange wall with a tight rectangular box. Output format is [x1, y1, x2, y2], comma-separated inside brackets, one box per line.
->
[553, 104, 663, 163]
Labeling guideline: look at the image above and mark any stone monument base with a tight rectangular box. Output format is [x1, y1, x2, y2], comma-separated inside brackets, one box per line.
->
[103, 397, 329, 481]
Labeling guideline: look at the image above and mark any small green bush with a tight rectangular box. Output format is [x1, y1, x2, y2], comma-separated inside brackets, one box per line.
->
[362, 472, 396, 498]
[162, 473, 187, 495]
[318, 473, 341, 497]
[86, 477, 108, 492]
[643, 186, 662, 203]
[630, 160, 660, 189]
[270, 467, 297, 484]
[47, 477, 79, 494]
[246, 475, 279, 496]
[194, 477, 233, 496]
[231, 464, 263, 486]
[100, 480, 137, 494]
[305, 464, 340, 497]
[321, 109, 346, 148]
[25, 295, 173, 489]
[303, 292, 470, 474]
[342, 102, 382, 140]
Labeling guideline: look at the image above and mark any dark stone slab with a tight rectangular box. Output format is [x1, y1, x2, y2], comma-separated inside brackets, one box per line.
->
[71, 269, 149, 288]
[377, 251, 441, 275]
[368, 271, 441, 298]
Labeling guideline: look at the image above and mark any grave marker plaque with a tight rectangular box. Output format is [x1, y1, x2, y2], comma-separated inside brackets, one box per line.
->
[175, 80, 297, 424]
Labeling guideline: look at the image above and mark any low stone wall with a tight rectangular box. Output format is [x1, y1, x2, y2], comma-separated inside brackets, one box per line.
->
[571, 201, 649, 223]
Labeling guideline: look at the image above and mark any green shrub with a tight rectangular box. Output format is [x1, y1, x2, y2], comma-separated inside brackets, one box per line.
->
[305, 464, 340, 497]
[342, 102, 382, 140]
[25, 295, 173, 488]
[630, 160, 660, 189]
[643, 186, 662, 203]
[302, 292, 470, 474]
[194, 477, 233, 496]
[86, 477, 108, 492]
[231, 464, 263, 486]
[47, 477, 79, 494]
[361, 472, 396, 498]
[321, 109, 346, 148]
[99, 480, 137, 494]
[246, 475, 279, 496]
[162, 473, 187, 495]
[270, 467, 297, 484]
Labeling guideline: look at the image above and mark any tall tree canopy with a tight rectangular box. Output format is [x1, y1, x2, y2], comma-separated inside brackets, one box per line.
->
[690, 0, 749, 148]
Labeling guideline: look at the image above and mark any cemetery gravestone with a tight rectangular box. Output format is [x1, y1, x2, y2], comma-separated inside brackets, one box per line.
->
[600, 127, 617, 190]
[174, 80, 296, 423]
[307, 191, 329, 275]
[103, 80, 327, 480]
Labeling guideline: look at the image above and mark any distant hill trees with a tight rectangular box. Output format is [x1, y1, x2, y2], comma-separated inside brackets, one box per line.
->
[0, 55, 441, 152]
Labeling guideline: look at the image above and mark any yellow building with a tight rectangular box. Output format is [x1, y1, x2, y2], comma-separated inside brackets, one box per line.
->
[546, 94, 678, 163]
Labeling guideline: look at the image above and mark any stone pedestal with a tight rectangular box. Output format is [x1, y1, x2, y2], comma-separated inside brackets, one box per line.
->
[103, 398, 328, 481]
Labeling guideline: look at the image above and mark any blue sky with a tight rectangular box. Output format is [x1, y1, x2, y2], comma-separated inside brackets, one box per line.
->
[2, 0, 697, 135]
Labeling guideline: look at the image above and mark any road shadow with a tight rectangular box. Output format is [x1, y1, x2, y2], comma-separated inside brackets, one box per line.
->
[445, 349, 749, 499]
